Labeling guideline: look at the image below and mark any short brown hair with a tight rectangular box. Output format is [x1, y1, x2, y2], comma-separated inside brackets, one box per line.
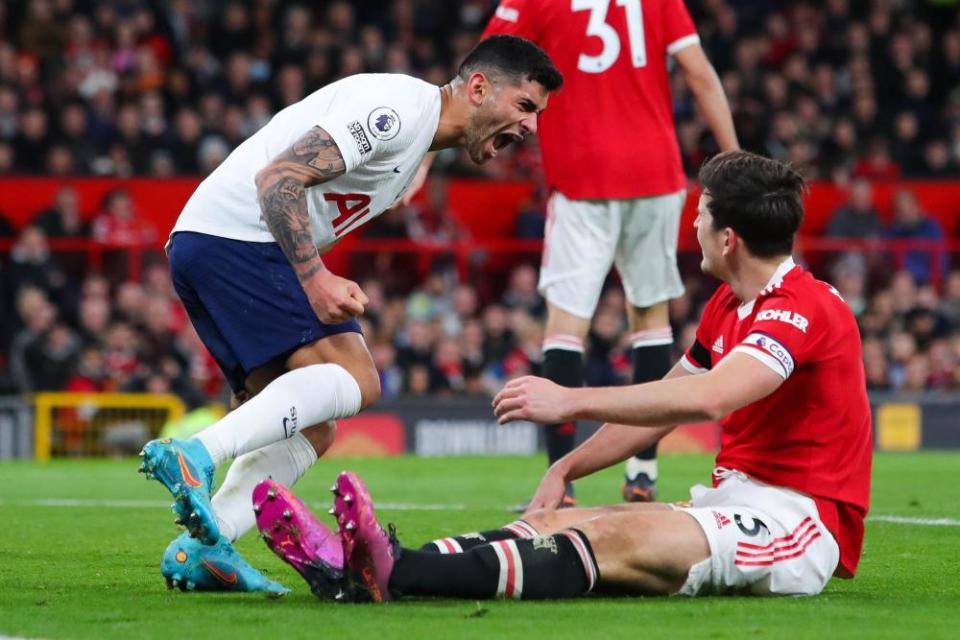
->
[698, 151, 805, 258]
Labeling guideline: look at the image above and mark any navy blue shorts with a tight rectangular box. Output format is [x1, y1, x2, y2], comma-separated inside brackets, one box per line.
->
[168, 231, 361, 393]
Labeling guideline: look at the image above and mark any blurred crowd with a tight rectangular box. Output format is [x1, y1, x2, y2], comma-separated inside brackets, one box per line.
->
[2, 187, 959, 401]
[0, 0, 543, 179]
[1, 0, 959, 401]
[688, 0, 960, 182]
[0, 1, 958, 180]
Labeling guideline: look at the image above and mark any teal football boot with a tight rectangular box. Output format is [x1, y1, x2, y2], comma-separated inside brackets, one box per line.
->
[162, 532, 289, 596]
[139, 438, 219, 544]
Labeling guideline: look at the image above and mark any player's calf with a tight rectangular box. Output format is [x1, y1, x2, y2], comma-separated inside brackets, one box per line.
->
[390, 529, 598, 600]
[333, 470, 600, 602]
[420, 520, 539, 553]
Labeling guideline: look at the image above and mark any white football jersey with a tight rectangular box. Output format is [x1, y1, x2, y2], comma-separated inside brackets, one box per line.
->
[171, 73, 441, 250]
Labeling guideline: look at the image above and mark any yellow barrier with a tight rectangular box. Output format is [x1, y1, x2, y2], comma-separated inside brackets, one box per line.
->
[34, 392, 186, 461]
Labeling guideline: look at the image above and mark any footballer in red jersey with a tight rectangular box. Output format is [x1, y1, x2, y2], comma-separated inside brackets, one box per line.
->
[482, 0, 739, 503]
[262, 152, 871, 603]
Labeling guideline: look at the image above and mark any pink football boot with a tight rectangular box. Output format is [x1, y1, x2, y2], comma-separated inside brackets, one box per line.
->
[331, 471, 398, 603]
[253, 479, 347, 600]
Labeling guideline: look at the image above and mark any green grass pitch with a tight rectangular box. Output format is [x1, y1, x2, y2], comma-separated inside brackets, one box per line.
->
[1, 452, 958, 639]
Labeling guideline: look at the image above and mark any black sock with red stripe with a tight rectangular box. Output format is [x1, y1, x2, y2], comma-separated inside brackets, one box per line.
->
[628, 342, 673, 470]
[389, 528, 599, 600]
[542, 349, 582, 491]
[420, 520, 538, 553]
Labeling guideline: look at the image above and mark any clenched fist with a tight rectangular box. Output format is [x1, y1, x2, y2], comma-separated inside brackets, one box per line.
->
[300, 268, 368, 324]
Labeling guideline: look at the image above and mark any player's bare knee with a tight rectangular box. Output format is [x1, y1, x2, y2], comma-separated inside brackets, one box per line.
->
[521, 508, 551, 531]
[301, 421, 336, 451]
[522, 507, 569, 533]
[353, 363, 381, 410]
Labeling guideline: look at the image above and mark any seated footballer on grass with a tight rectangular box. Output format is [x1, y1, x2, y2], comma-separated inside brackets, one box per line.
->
[253, 151, 873, 601]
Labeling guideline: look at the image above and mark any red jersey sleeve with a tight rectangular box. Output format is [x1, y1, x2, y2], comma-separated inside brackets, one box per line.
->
[681, 286, 725, 374]
[662, 0, 700, 55]
[733, 292, 816, 380]
[481, 0, 540, 41]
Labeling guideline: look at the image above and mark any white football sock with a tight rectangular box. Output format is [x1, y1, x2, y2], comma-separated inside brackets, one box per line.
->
[211, 431, 319, 542]
[625, 456, 659, 482]
[194, 363, 361, 466]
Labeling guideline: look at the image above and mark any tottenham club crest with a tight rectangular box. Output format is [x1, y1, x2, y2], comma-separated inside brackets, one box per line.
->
[367, 107, 401, 141]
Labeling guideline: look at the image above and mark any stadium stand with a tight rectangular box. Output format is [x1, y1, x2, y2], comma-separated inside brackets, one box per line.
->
[1, 0, 959, 416]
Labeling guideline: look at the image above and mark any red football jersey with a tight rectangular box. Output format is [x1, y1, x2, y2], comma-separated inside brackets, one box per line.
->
[482, 0, 699, 199]
[680, 259, 873, 578]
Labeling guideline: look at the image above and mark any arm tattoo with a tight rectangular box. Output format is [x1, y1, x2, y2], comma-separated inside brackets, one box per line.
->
[256, 126, 347, 277]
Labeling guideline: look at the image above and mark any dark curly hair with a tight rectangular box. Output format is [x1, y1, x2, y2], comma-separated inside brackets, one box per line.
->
[699, 151, 806, 258]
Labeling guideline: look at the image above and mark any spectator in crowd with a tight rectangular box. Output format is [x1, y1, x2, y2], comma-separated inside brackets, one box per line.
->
[900, 353, 930, 393]
[826, 178, 883, 239]
[433, 338, 466, 393]
[32, 186, 88, 238]
[23, 322, 82, 391]
[405, 364, 433, 396]
[885, 189, 946, 285]
[460, 318, 487, 374]
[583, 307, 626, 388]
[114, 281, 148, 326]
[831, 256, 869, 317]
[501, 264, 545, 319]
[371, 341, 403, 400]
[916, 139, 955, 178]
[12, 108, 50, 173]
[56, 101, 98, 173]
[514, 187, 547, 239]
[6, 225, 67, 301]
[939, 271, 960, 328]
[480, 304, 515, 367]
[861, 336, 890, 391]
[101, 320, 143, 391]
[91, 189, 156, 247]
[439, 283, 479, 337]
[396, 319, 439, 383]
[75, 294, 111, 347]
[887, 331, 917, 390]
[853, 138, 901, 181]
[8, 287, 57, 392]
[66, 345, 107, 393]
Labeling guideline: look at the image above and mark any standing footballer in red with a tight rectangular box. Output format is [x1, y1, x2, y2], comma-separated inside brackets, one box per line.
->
[483, 0, 739, 504]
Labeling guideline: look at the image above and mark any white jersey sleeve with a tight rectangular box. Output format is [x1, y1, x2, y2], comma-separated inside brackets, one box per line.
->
[310, 76, 418, 172]
[171, 74, 441, 247]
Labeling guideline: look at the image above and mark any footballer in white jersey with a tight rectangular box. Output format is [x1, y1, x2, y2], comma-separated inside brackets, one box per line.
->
[173, 73, 443, 251]
[138, 36, 562, 595]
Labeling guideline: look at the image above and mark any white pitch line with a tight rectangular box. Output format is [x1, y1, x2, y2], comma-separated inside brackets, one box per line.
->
[378, 502, 468, 511]
[868, 515, 960, 527]
[1, 500, 955, 523]
[0, 498, 467, 511]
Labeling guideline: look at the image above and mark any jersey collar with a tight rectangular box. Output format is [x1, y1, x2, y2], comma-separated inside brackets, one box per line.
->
[736, 257, 798, 320]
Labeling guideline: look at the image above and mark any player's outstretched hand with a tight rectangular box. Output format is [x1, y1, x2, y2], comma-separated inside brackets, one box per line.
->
[302, 269, 368, 324]
[525, 466, 567, 514]
[492, 376, 576, 425]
